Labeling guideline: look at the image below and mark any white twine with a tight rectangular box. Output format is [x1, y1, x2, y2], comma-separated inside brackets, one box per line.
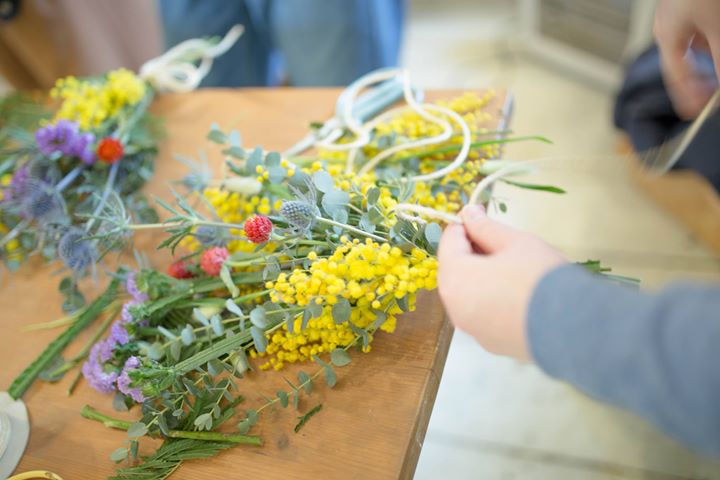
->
[394, 161, 539, 224]
[316, 68, 402, 151]
[140, 25, 244, 93]
[352, 71, 453, 175]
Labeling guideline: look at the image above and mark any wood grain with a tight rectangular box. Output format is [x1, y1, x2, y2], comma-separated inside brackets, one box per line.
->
[0, 88, 508, 479]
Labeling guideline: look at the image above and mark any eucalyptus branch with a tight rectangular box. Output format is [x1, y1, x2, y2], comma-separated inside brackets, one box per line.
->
[81, 405, 262, 446]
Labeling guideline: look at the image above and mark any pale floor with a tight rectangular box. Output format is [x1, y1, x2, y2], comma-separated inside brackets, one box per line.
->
[404, 1, 720, 479]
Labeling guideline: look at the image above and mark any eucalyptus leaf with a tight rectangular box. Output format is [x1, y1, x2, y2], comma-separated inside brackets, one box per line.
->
[210, 315, 224, 336]
[298, 371, 312, 394]
[359, 214, 376, 234]
[110, 447, 128, 463]
[180, 325, 196, 346]
[250, 306, 268, 329]
[251, 326, 268, 353]
[321, 188, 350, 216]
[277, 391, 289, 408]
[424, 222, 442, 245]
[225, 299, 244, 318]
[265, 151, 281, 168]
[330, 349, 351, 367]
[220, 264, 240, 298]
[313, 170, 334, 193]
[238, 419, 251, 434]
[323, 366, 337, 388]
[127, 421, 148, 438]
[331, 298, 351, 325]
[366, 187, 380, 206]
[207, 125, 226, 144]
[268, 165, 287, 184]
[397, 294, 410, 313]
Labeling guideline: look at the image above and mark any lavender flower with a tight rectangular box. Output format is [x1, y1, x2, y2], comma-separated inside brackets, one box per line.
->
[81, 342, 118, 394]
[117, 356, 145, 403]
[35, 120, 96, 165]
[125, 273, 148, 303]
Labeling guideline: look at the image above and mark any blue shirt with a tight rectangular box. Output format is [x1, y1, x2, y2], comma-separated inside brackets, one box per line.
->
[529, 264, 720, 456]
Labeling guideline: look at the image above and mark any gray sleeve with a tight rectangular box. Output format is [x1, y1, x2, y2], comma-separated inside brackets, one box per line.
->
[528, 264, 720, 456]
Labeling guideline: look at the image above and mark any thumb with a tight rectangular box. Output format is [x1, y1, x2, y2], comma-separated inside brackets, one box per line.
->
[460, 204, 521, 254]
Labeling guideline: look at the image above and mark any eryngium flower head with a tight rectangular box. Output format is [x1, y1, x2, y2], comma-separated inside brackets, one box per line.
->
[280, 200, 317, 230]
[18, 179, 64, 221]
[58, 228, 97, 276]
[194, 225, 228, 246]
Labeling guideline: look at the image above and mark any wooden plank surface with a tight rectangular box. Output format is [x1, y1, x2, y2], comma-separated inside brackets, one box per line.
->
[0, 88, 507, 479]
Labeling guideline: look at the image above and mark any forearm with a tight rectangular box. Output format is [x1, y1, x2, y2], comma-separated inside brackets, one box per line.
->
[528, 264, 720, 456]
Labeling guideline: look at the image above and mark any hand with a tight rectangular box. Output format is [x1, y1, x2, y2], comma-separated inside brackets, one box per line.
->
[437, 205, 565, 360]
[654, 0, 720, 119]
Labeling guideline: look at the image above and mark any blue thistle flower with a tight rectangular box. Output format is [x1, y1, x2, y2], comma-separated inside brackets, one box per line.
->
[57, 228, 97, 275]
[193, 225, 227, 246]
[280, 200, 318, 230]
[19, 179, 64, 221]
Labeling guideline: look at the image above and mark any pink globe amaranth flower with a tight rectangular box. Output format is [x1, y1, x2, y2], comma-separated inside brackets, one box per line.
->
[244, 215, 273, 243]
[167, 259, 194, 279]
[200, 246, 229, 276]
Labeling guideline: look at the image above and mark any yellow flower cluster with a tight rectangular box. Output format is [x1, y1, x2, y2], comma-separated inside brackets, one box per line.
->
[256, 238, 437, 370]
[51, 69, 146, 130]
[181, 188, 283, 254]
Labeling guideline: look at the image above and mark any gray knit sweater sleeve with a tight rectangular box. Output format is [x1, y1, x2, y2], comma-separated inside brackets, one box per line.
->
[528, 264, 720, 456]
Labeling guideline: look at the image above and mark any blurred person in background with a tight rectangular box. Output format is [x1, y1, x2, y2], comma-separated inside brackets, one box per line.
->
[0, 0, 161, 89]
[159, 0, 404, 87]
[439, 0, 720, 458]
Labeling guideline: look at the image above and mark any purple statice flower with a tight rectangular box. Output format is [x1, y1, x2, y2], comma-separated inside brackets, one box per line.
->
[110, 319, 131, 345]
[4, 164, 29, 202]
[125, 273, 148, 303]
[35, 120, 96, 164]
[117, 356, 145, 403]
[97, 338, 115, 363]
[81, 342, 119, 394]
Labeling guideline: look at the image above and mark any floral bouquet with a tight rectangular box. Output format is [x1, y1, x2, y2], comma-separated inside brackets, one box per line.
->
[0, 26, 243, 311]
[9, 70, 629, 479]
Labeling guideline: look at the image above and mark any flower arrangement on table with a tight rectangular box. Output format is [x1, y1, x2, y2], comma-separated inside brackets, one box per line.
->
[8, 70, 630, 479]
[0, 26, 243, 312]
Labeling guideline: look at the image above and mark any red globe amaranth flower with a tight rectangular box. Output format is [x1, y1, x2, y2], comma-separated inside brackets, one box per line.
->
[200, 247, 229, 276]
[167, 259, 194, 279]
[244, 215, 273, 243]
[96, 137, 124, 164]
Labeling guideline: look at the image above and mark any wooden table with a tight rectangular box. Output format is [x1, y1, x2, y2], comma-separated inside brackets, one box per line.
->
[0, 89, 508, 479]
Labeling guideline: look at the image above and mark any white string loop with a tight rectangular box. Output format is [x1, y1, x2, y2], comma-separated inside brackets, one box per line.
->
[140, 25, 244, 93]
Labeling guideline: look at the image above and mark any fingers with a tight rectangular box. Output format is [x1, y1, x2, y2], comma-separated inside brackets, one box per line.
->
[460, 204, 521, 254]
[655, 3, 711, 118]
[438, 223, 473, 263]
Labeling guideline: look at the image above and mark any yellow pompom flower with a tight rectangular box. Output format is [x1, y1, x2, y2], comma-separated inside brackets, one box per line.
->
[259, 238, 437, 369]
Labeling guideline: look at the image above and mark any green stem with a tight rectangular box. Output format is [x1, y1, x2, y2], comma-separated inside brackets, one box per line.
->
[315, 217, 385, 242]
[7, 274, 122, 399]
[47, 305, 119, 378]
[390, 135, 552, 164]
[81, 405, 262, 446]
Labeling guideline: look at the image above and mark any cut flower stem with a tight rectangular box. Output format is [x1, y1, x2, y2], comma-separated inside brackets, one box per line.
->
[80, 405, 262, 446]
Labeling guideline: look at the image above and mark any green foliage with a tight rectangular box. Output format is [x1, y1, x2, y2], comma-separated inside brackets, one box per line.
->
[294, 404, 323, 433]
[110, 439, 237, 480]
[7, 274, 121, 399]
